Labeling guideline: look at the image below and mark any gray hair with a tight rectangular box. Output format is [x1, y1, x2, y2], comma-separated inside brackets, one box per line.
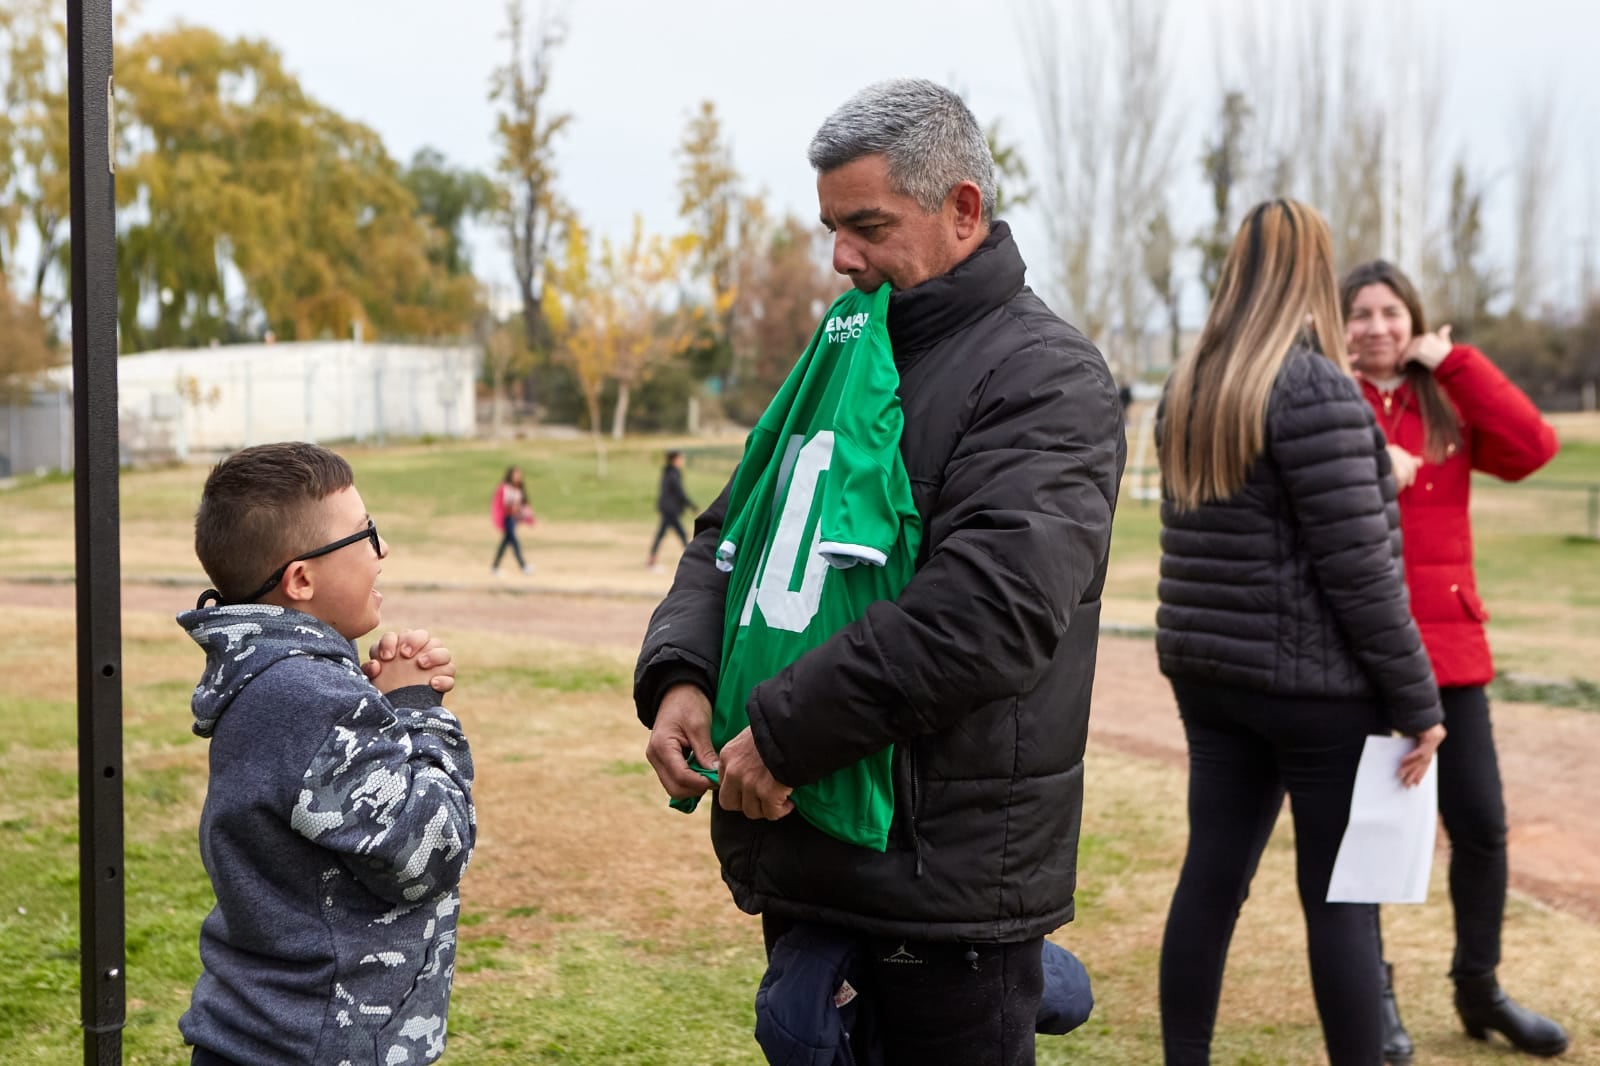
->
[808, 78, 996, 223]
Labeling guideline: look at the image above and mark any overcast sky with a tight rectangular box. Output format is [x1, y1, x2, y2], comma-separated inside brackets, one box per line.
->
[128, 0, 1600, 317]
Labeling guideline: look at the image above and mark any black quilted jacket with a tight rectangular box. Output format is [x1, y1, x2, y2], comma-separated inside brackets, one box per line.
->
[1155, 347, 1443, 735]
[634, 223, 1126, 941]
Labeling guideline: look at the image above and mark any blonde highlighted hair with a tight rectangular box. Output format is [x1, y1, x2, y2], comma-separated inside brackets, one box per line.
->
[1160, 199, 1349, 510]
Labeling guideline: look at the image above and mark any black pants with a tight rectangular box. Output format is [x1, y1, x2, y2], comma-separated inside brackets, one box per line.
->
[1376, 684, 1507, 979]
[762, 915, 1044, 1066]
[650, 512, 687, 556]
[1159, 679, 1385, 1066]
[492, 514, 525, 569]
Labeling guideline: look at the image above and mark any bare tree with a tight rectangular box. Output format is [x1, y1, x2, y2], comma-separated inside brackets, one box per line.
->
[1022, 0, 1176, 376]
[1511, 90, 1560, 313]
[1106, 0, 1180, 376]
[1229, 0, 1295, 203]
[1020, 0, 1109, 344]
[490, 0, 572, 358]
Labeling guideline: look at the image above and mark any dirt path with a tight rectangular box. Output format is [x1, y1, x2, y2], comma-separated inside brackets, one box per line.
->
[14, 577, 1599, 924]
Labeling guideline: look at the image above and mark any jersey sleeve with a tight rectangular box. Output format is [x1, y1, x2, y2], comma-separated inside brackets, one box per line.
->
[816, 428, 903, 569]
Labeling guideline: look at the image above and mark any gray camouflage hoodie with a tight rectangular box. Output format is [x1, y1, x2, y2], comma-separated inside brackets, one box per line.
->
[176, 603, 475, 1066]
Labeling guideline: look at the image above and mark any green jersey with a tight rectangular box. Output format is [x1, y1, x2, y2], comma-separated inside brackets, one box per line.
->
[711, 283, 920, 850]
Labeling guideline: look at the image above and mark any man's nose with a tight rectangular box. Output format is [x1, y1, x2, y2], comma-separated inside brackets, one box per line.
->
[832, 234, 865, 276]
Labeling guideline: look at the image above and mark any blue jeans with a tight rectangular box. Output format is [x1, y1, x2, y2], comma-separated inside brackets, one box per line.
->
[492, 514, 525, 569]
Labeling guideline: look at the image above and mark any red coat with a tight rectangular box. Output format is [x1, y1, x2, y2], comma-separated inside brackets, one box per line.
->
[1360, 346, 1559, 687]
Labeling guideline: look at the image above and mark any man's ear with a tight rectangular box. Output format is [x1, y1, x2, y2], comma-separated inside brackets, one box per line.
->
[281, 560, 315, 603]
[949, 180, 985, 241]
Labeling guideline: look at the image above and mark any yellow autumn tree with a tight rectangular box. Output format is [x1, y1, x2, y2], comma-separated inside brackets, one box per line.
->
[0, 275, 57, 400]
[544, 215, 700, 472]
[113, 25, 480, 349]
[542, 220, 612, 474]
[604, 217, 700, 440]
[676, 100, 740, 355]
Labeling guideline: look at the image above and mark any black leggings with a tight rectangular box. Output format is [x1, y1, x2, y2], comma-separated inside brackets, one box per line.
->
[1376, 684, 1507, 979]
[1159, 679, 1386, 1066]
[762, 916, 1044, 1066]
[650, 513, 688, 555]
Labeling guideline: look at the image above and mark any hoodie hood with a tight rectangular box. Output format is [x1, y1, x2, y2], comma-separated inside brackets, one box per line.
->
[178, 603, 362, 737]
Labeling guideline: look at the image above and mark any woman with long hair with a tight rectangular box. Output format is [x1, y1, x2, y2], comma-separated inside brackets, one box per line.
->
[490, 465, 533, 575]
[1156, 200, 1445, 1065]
[1343, 260, 1566, 1061]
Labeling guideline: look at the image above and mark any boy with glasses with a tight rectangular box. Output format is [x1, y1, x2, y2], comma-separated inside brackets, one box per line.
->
[178, 441, 475, 1066]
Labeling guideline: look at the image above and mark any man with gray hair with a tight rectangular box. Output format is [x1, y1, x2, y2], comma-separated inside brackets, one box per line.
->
[636, 78, 1124, 1065]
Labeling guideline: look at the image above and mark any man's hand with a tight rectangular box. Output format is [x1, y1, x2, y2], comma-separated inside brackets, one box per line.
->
[718, 727, 794, 821]
[646, 683, 719, 800]
[1386, 444, 1422, 492]
[363, 628, 455, 693]
[1399, 722, 1446, 788]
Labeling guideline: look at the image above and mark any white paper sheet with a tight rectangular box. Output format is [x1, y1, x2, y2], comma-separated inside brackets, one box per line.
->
[1326, 735, 1438, 904]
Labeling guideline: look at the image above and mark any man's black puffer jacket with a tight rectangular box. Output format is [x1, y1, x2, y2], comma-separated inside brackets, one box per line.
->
[634, 223, 1126, 942]
[1156, 346, 1443, 735]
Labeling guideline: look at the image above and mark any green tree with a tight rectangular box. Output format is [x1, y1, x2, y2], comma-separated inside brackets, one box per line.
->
[1196, 90, 1249, 298]
[986, 117, 1033, 217]
[403, 147, 497, 277]
[1142, 207, 1182, 368]
[1438, 160, 1497, 331]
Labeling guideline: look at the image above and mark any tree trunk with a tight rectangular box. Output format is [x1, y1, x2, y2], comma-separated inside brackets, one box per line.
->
[586, 392, 607, 478]
[490, 369, 506, 438]
[611, 379, 631, 440]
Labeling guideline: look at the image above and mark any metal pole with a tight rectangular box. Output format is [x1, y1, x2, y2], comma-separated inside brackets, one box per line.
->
[67, 1, 125, 1063]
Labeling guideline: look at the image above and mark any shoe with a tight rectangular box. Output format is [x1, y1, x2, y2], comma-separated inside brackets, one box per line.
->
[1380, 962, 1413, 1065]
[1455, 973, 1568, 1057]
[520, 563, 532, 575]
[490, 567, 502, 578]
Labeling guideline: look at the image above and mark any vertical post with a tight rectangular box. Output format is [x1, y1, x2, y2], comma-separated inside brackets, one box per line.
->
[60, 384, 73, 473]
[67, 1, 124, 1064]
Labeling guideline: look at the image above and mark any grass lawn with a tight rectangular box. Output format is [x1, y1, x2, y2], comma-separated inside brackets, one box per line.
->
[3, 605, 1598, 1064]
[3, 429, 1600, 1063]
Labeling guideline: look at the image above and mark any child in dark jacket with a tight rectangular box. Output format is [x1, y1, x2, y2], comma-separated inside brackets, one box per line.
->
[178, 442, 475, 1066]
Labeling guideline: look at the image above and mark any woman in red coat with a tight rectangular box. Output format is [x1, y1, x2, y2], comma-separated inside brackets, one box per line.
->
[1343, 260, 1566, 1062]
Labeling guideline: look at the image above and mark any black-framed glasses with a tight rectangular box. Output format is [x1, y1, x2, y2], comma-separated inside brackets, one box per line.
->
[196, 519, 383, 608]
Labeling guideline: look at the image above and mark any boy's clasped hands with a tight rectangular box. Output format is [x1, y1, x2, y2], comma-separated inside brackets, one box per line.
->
[362, 627, 456, 694]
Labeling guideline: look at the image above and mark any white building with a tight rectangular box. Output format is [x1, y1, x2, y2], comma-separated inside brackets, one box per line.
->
[38, 340, 480, 464]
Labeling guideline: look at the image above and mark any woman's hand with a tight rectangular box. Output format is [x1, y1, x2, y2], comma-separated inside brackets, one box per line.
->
[1399, 722, 1446, 787]
[1386, 444, 1422, 491]
[1403, 325, 1453, 371]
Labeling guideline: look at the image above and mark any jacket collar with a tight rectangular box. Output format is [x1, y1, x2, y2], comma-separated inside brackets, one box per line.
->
[1360, 374, 1415, 405]
[887, 220, 1027, 366]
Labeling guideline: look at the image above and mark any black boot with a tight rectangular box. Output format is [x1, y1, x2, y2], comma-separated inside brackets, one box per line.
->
[1380, 962, 1414, 1065]
[1454, 973, 1569, 1057]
